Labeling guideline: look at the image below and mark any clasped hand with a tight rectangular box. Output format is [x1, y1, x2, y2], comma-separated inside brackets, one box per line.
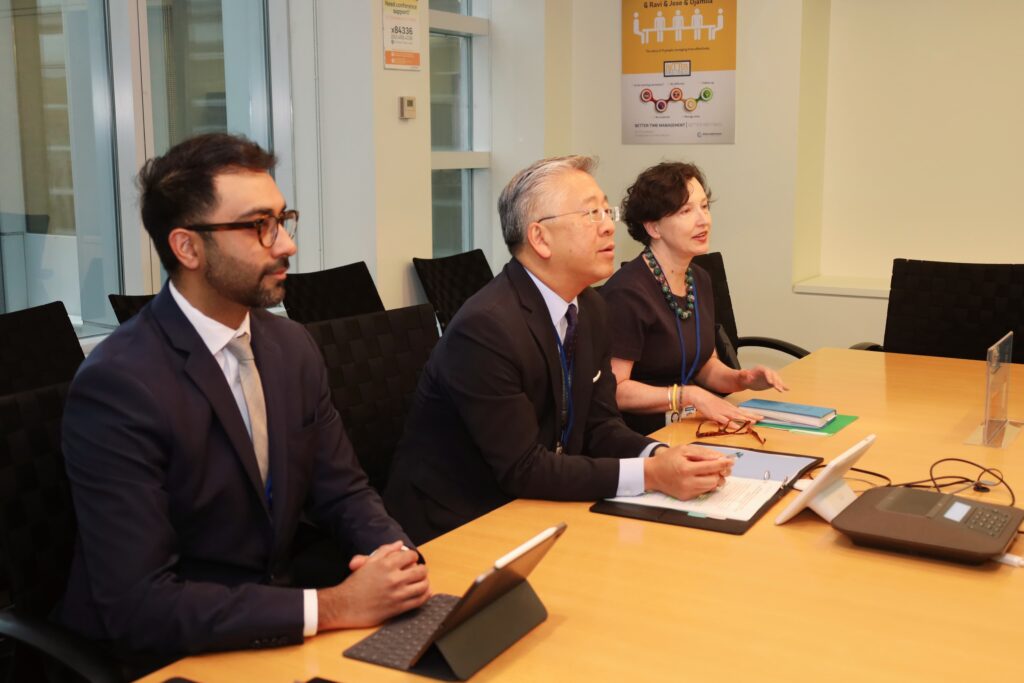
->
[317, 540, 430, 631]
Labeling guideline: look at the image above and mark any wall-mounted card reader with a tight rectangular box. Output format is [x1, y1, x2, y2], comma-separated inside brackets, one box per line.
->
[832, 487, 1024, 564]
[399, 96, 417, 119]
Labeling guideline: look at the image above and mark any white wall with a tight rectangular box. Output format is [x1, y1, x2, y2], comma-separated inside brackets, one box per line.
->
[372, 3, 433, 307]
[290, 0, 431, 309]
[291, 0, 1018, 362]
[556, 0, 888, 365]
[293, 0, 564, 294]
[487, 0, 550, 267]
[819, 0, 1024, 280]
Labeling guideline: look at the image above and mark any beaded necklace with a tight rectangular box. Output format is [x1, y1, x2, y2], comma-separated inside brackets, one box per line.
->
[642, 246, 702, 391]
[642, 246, 695, 320]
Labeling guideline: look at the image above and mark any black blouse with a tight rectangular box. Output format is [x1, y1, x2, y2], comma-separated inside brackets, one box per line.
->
[600, 255, 716, 435]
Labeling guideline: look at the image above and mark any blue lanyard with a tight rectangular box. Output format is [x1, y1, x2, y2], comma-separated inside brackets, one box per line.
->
[673, 277, 701, 388]
[554, 332, 575, 454]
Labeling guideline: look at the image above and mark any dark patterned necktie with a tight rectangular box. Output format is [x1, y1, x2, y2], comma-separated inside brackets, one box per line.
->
[564, 303, 578, 367]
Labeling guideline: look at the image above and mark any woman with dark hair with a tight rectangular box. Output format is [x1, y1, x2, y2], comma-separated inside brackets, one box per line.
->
[601, 162, 787, 435]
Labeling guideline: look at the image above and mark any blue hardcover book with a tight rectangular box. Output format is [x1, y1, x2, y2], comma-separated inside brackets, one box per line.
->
[739, 399, 837, 428]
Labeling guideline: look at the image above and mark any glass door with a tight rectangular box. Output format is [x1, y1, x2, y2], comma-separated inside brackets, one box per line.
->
[146, 0, 271, 155]
[0, 0, 275, 332]
[0, 0, 120, 333]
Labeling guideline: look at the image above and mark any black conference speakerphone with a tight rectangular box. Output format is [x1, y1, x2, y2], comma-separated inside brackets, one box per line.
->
[832, 487, 1024, 564]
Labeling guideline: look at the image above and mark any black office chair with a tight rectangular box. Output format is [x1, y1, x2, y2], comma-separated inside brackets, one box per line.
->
[0, 302, 84, 396]
[0, 382, 122, 683]
[692, 252, 809, 370]
[283, 262, 385, 324]
[412, 249, 494, 331]
[855, 259, 1024, 362]
[106, 294, 154, 324]
[305, 304, 439, 493]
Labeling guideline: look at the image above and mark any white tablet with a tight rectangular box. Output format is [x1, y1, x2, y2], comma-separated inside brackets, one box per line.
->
[774, 434, 876, 524]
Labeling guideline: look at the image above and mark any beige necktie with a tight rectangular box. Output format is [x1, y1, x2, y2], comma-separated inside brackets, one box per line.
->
[226, 332, 269, 485]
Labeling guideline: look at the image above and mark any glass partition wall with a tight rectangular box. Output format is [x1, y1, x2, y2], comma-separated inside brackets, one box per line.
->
[0, 0, 119, 333]
[0, 0, 272, 335]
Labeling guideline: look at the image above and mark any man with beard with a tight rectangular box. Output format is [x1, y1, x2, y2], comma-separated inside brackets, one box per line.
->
[56, 133, 429, 676]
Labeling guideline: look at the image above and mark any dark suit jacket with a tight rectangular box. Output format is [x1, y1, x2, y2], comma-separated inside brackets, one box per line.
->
[385, 259, 654, 543]
[57, 285, 410, 663]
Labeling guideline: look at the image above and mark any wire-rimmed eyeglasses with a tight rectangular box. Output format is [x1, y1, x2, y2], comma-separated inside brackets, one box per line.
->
[536, 206, 621, 224]
[185, 209, 299, 248]
[696, 420, 766, 446]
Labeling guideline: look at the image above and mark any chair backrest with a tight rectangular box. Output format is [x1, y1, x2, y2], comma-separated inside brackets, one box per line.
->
[691, 252, 741, 369]
[305, 304, 439, 492]
[0, 382, 75, 615]
[283, 261, 385, 324]
[107, 293, 155, 324]
[0, 301, 84, 396]
[883, 259, 1024, 362]
[412, 249, 494, 331]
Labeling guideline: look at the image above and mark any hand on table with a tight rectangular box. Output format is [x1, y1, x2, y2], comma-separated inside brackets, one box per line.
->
[687, 385, 763, 425]
[738, 365, 788, 392]
[317, 541, 429, 630]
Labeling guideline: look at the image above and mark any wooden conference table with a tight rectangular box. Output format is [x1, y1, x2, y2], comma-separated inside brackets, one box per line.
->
[141, 348, 1024, 682]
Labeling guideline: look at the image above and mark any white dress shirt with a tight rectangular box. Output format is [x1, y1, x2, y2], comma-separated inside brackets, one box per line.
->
[522, 269, 658, 496]
[168, 283, 319, 637]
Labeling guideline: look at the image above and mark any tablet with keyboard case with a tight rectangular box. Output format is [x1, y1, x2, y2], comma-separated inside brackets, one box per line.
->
[344, 523, 567, 680]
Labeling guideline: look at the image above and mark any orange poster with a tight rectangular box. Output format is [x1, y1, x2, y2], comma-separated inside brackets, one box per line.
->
[621, 0, 736, 144]
[383, 0, 421, 71]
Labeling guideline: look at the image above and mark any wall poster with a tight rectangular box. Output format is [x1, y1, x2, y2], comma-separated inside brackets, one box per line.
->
[383, 0, 421, 70]
[621, 0, 736, 144]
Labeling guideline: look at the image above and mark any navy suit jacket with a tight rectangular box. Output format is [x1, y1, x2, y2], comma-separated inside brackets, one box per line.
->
[57, 285, 410, 661]
[385, 259, 654, 543]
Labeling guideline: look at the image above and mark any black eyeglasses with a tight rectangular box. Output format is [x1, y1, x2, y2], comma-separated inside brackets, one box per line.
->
[186, 209, 299, 248]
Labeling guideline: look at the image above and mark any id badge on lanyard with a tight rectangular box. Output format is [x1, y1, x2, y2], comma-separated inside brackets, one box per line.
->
[664, 405, 697, 426]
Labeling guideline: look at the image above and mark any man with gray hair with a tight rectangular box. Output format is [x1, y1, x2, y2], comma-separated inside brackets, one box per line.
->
[385, 156, 733, 542]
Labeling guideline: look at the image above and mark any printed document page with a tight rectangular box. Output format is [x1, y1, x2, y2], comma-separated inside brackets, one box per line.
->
[604, 445, 819, 521]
